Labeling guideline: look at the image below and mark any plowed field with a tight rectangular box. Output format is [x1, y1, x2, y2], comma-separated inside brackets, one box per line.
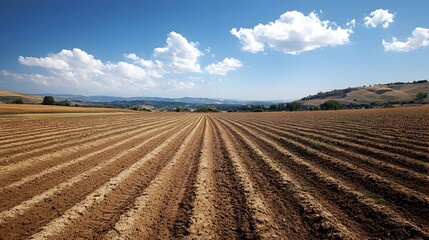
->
[0, 107, 428, 239]
[0, 104, 130, 114]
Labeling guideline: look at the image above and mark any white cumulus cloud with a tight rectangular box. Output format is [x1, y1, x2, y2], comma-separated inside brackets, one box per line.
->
[4, 31, 245, 94]
[364, 9, 394, 28]
[154, 31, 203, 73]
[123, 32, 204, 75]
[123, 53, 165, 77]
[16, 48, 157, 92]
[382, 27, 429, 52]
[123, 53, 139, 61]
[230, 11, 354, 55]
[205, 58, 243, 76]
[167, 80, 195, 90]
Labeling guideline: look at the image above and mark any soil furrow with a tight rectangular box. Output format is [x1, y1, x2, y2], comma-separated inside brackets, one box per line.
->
[185, 117, 219, 238]
[0, 107, 426, 239]
[232, 117, 429, 173]
[178, 115, 261, 239]
[0, 117, 196, 239]
[2, 117, 183, 190]
[101, 116, 205, 239]
[0, 117, 182, 177]
[249, 109, 429, 146]
[255, 118, 429, 161]
[215, 116, 357, 239]
[0, 117, 173, 165]
[0, 117, 146, 156]
[219, 116, 429, 234]
[280, 116, 429, 139]
[213, 118, 283, 239]
[27, 116, 200, 239]
[236, 118, 429, 195]
[0, 116, 144, 149]
[0, 118, 189, 210]
[0, 114, 140, 144]
[218, 116, 429, 238]
[0, 117, 182, 187]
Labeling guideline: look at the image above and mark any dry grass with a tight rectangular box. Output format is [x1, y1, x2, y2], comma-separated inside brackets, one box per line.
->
[0, 90, 43, 104]
[0, 104, 131, 114]
[302, 82, 429, 105]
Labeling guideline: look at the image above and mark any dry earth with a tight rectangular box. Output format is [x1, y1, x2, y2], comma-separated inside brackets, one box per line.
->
[0, 104, 130, 114]
[0, 107, 428, 239]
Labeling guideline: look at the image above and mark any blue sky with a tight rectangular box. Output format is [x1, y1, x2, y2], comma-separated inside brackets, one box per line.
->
[0, 0, 428, 100]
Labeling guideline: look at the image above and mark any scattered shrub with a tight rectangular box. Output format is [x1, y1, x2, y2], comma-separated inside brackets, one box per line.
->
[195, 106, 220, 112]
[309, 106, 321, 111]
[42, 96, 55, 105]
[320, 100, 342, 110]
[416, 92, 428, 100]
[13, 98, 24, 104]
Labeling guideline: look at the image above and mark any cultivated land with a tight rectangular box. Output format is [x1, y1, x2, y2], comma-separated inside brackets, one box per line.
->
[0, 107, 428, 239]
[0, 104, 130, 114]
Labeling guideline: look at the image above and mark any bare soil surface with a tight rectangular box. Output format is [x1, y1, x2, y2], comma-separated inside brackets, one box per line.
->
[0, 103, 131, 114]
[0, 107, 428, 239]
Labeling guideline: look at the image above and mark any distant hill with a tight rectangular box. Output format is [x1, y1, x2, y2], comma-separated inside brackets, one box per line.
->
[0, 90, 283, 109]
[0, 90, 43, 104]
[301, 80, 429, 106]
[32, 94, 282, 105]
[2, 80, 428, 108]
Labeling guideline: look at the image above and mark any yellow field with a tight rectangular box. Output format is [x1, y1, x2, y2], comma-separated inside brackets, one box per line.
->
[0, 104, 131, 114]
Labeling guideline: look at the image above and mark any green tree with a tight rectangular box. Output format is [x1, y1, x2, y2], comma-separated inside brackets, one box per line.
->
[416, 92, 428, 100]
[285, 101, 301, 111]
[42, 96, 56, 105]
[320, 100, 342, 110]
[309, 106, 320, 111]
[269, 104, 278, 111]
[13, 98, 24, 104]
[291, 101, 301, 111]
[252, 105, 264, 112]
[196, 106, 219, 112]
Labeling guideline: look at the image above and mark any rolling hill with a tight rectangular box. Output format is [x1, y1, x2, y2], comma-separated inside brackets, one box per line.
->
[31, 94, 282, 105]
[1, 80, 428, 108]
[0, 90, 43, 104]
[301, 81, 429, 106]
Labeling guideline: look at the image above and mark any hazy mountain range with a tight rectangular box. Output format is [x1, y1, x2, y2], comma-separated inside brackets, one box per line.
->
[31, 94, 287, 105]
[1, 80, 427, 106]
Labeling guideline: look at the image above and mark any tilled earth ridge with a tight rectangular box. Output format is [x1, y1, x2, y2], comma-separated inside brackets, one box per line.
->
[0, 107, 428, 239]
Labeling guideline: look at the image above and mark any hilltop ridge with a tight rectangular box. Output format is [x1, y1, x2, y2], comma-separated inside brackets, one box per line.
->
[1, 80, 428, 108]
[300, 80, 429, 106]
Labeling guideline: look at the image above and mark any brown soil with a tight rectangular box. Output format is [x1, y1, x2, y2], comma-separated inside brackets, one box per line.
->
[0, 107, 428, 239]
[0, 103, 131, 114]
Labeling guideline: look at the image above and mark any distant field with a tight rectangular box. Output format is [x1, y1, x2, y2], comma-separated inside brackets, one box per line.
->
[0, 104, 130, 114]
[0, 107, 428, 239]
